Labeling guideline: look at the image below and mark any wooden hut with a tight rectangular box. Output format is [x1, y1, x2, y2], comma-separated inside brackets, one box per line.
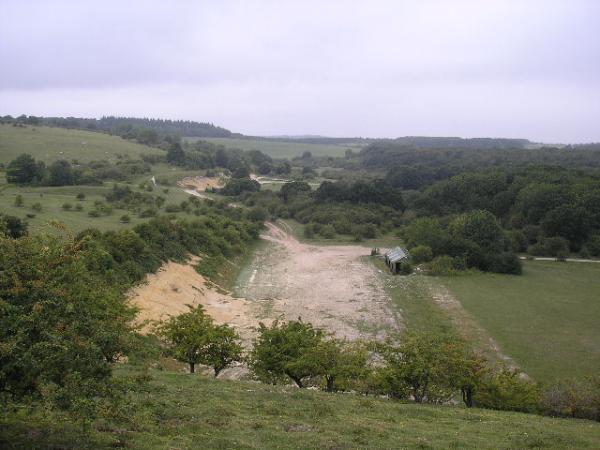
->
[384, 247, 409, 273]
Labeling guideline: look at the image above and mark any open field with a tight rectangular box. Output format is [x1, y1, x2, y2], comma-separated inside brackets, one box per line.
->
[0, 171, 197, 234]
[2, 365, 600, 450]
[190, 137, 360, 158]
[0, 124, 163, 163]
[441, 261, 600, 383]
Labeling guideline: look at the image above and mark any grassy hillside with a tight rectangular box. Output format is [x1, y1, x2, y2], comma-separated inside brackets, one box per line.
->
[193, 137, 359, 158]
[441, 261, 600, 383]
[2, 367, 599, 450]
[0, 124, 163, 163]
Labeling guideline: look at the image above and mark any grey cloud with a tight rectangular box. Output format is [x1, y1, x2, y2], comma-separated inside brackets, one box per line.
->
[0, 0, 599, 142]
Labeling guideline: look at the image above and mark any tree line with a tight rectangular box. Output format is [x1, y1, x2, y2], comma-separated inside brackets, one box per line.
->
[5, 153, 151, 186]
[410, 166, 600, 257]
[156, 311, 600, 422]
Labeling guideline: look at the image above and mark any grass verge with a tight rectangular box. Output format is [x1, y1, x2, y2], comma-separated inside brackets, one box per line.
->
[2, 366, 599, 450]
[440, 260, 600, 383]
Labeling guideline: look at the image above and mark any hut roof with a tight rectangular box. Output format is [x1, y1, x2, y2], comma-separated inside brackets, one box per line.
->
[386, 247, 408, 263]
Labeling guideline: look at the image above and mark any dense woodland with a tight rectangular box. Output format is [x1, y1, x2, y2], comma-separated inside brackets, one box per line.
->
[0, 114, 233, 148]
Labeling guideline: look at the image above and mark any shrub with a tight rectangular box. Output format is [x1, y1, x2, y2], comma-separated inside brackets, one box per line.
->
[164, 204, 181, 213]
[75, 204, 83, 211]
[583, 235, 600, 257]
[542, 376, 600, 421]
[475, 369, 541, 413]
[120, 214, 131, 223]
[139, 208, 157, 218]
[14, 194, 24, 207]
[62, 202, 73, 211]
[320, 224, 336, 239]
[246, 207, 268, 222]
[528, 236, 570, 257]
[76, 193, 86, 201]
[410, 245, 433, 263]
[88, 209, 101, 218]
[249, 320, 325, 388]
[304, 224, 315, 239]
[487, 252, 522, 275]
[398, 261, 413, 275]
[31, 202, 42, 212]
[427, 255, 456, 275]
[156, 305, 242, 376]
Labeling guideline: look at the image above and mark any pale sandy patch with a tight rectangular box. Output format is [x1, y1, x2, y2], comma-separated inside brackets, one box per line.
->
[128, 256, 258, 345]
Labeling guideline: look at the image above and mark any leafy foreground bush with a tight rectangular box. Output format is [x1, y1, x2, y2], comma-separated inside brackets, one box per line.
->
[0, 231, 135, 419]
[156, 305, 242, 376]
[0, 211, 260, 423]
[246, 321, 600, 422]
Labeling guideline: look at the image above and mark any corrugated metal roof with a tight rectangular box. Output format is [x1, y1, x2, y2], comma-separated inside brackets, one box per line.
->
[386, 247, 408, 263]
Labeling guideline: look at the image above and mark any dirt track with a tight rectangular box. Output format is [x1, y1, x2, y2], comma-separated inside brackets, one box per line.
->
[130, 221, 401, 348]
[235, 221, 401, 340]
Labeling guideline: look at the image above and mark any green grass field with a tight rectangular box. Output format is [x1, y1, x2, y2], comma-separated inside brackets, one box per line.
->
[0, 124, 163, 163]
[441, 261, 600, 383]
[0, 166, 201, 233]
[2, 366, 599, 450]
[190, 137, 360, 159]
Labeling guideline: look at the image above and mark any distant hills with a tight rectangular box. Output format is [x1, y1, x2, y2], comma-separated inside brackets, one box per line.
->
[1, 115, 233, 138]
[2, 114, 597, 149]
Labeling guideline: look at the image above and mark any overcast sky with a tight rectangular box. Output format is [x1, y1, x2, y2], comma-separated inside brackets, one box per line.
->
[1, 0, 599, 142]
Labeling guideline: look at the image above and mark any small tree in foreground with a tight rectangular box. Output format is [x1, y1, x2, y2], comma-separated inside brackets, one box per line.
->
[249, 319, 325, 387]
[204, 324, 243, 377]
[156, 305, 242, 375]
[378, 332, 483, 404]
[299, 339, 369, 392]
[14, 194, 24, 207]
[156, 305, 213, 373]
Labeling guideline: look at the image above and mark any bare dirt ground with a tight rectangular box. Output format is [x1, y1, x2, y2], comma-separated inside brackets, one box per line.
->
[129, 222, 400, 344]
[129, 256, 258, 345]
[235, 221, 402, 340]
[178, 175, 224, 192]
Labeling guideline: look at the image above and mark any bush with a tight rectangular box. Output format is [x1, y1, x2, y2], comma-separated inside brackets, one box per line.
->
[410, 245, 433, 263]
[427, 255, 456, 275]
[542, 376, 600, 421]
[304, 224, 315, 239]
[475, 369, 541, 413]
[528, 236, 570, 257]
[76, 193, 86, 201]
[246, 207, 268, 222]
[31, 202, 42, 212]
[120, 214, 131, 223]
[398, 261, 413, 275]
[75, 204, 83, 211]
[139, 208, 157, 218]
[249, 320, 326, 387]
[62, 202, 73, 211]
[583, 235, 600, 257]
[487, 252, 522, 275]
[14, 194, 24, 207]
[320, 224, 336, 239]
[88, 209, 101, 217]
[164, 204, 182, 213]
